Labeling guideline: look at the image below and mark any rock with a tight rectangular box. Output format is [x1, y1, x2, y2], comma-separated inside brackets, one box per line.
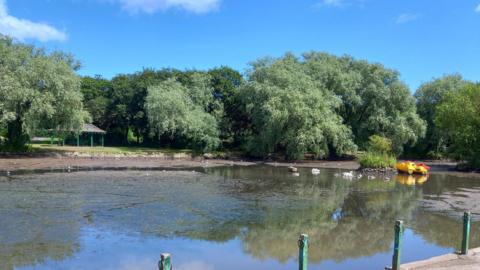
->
[288, 166, 298, 172]
[203, 153, 214, 159]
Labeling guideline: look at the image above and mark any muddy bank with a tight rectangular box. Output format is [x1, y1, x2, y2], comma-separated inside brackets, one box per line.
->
[0, 155, 363, 173]
[0, 156, 253, 172]
[0, 156, 479, 179]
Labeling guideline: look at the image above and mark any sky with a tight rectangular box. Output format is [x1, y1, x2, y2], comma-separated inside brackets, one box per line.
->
[1, 0, 479, 90]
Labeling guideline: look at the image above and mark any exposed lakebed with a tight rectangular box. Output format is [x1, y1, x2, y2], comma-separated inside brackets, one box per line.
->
[1, 166, 479, 270]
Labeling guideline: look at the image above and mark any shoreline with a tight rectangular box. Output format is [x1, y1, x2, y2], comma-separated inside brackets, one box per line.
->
[0, 155, 478, 178]
[0, 156, 361, 173]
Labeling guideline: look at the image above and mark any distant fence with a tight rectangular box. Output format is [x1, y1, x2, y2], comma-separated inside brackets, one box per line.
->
[158, 212, 474, 270]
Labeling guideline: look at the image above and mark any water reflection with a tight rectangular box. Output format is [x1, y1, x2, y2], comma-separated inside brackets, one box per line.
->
[0, 166, 479, 269]
[395, 174, 429, 186]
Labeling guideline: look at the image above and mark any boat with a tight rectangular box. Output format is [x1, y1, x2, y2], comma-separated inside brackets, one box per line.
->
[416, 163, 431, 171]
[395, 161, 429, 175]
[395, 161, 416, 174]
[413, 164, 429, 175]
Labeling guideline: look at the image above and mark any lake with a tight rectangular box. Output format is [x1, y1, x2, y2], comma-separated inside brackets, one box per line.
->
[1, 166, 479, 270]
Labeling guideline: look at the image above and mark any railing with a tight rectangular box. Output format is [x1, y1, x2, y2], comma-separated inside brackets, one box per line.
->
[158, 212, 474, 270]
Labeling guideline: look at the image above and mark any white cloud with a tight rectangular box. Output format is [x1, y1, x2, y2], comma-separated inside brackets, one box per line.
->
[115, 0, 221, 14]
[475, 4, 480, 13]
[315, 0, 346, 8]
[0, 0, 66, 42]
[396, 13, 420, 24]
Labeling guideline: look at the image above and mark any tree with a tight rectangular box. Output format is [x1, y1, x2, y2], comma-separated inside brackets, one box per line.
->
[435, 84, 480, 169]
[80, 76, 111, 127]
[303, 52, 426, 154]
[208, 67, 245, 144]
[0, 36, 89, 150]
[239, 53, 357, 160]
[145, 75, 221, 152]
[413, 74, 468, 157]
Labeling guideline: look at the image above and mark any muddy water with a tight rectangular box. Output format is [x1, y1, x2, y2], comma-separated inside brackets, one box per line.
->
[1, 166, 479, 270]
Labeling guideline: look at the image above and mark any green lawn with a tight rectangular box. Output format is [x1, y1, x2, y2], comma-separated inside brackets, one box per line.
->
[30, 144, 196, 155]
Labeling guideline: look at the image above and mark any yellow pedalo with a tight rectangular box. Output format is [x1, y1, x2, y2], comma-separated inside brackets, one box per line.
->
[395, 161, 416, 174]
[395, 161, 429, 175]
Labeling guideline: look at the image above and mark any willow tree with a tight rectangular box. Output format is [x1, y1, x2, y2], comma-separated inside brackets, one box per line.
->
[145, 74, 221, 152]
[302, 52, 426, 154]
[0, 36, 89, 149]
[239, 53, 357, 160]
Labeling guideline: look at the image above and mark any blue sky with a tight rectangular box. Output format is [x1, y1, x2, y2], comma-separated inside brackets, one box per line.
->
[1, 0, 479, 90]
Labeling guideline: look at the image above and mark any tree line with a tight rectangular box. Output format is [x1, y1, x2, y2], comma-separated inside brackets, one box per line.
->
[0, 36, 479, 168]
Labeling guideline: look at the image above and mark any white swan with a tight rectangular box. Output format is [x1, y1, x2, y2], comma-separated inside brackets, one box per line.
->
[342, 171, 354, 179]
[311, 168, 320, 175]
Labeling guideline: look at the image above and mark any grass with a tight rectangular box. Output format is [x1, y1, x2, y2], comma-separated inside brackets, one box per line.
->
[28, 144, 240, 158]
[29, 144, 196, 155]
[359, 151, 396, 169]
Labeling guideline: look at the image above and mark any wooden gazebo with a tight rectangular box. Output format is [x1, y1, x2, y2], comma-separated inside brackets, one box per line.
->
[78, 123, 106, 147]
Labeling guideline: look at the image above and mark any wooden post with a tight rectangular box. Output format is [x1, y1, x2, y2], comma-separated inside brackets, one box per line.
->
[50, 136, 53, 145]
[90, 134, 93, 147]
[392, 220, 404, 270]
[298, 234, 308, 270]
[461, 212, 471, 255]
[158, 253, 171, 270]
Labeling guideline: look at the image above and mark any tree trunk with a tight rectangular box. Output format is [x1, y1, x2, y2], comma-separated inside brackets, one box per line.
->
[7, 118, 29, 150]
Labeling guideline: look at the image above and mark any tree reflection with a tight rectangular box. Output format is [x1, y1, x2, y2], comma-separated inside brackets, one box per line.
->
[237, 178, 421, 263]
[1, 168, 480, 269]
[411, 211, 480, 249]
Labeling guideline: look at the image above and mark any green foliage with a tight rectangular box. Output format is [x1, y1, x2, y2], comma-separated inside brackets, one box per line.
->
[146, 76, 221, 152]
[412, 74, 468, 157]
[367, 135, 393, 154]
[359, 152, 396, 169]
[239, 53, 357, 160]
[303, 52, 426, 153]
[208, 66, 245, 144]
[359, 135, 396, 168]
[0, 42, 431, 159]
[80, 75, 111, 126]
[0, 36, 89, 150]
[435, 84, 480, 169]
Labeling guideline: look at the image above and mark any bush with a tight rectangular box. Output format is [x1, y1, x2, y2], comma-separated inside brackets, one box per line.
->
[367, 135, 393, 154]
[359, 152, 396, 168]
[359, 135, 396, 168]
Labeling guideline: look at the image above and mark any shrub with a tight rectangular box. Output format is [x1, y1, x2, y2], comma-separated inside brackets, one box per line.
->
[359, 135, 396, 168]
[359, 152, 396, 168]
[367, 135, 393, 154]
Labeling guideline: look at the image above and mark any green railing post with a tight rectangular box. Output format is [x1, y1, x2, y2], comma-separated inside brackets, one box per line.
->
[90, 134, 93, 147]
[101, 134, 104, 147]
[391, 220, 404, 270]
[298, 234, 308, 270]
[461, 212, 471, 255]
[77, 134, 80, 147]
[158, 253, 171, 270]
